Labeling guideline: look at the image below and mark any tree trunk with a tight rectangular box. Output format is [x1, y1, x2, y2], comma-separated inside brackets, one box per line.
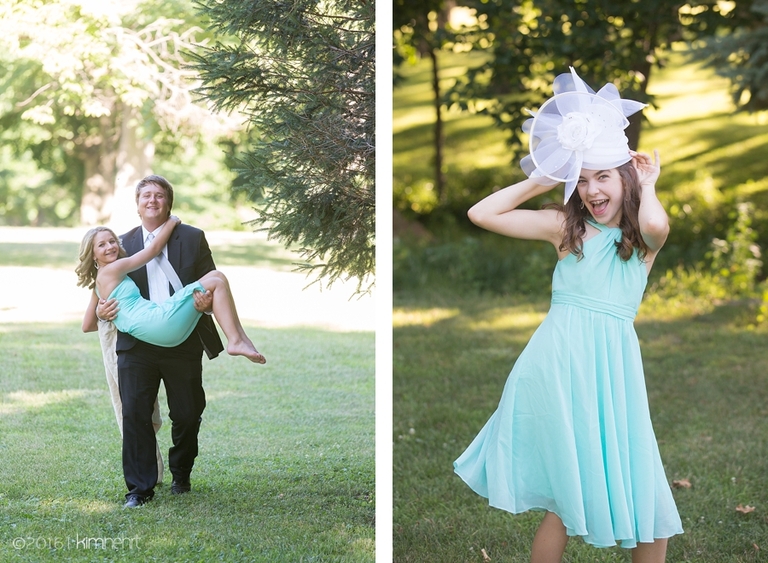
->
[77, 104, 154, 230]
[428, 47, 446, 203]
[110, 104, 154, 233]
[625, 60, 652, 151]
[79, 111, 119, 225]
[626, 21, 657, 151]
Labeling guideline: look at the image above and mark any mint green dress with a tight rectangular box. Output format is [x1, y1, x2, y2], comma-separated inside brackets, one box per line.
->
[453, 224, 683, 548]
[104, 277, 205, 348]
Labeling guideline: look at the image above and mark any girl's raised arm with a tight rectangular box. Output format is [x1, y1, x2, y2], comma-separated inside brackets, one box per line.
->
[468, 177, 563, 248]
[103, 216, 181, 280]
[631, 150, 669, 253]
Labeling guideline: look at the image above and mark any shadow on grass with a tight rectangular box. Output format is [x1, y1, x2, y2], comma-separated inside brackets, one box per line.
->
[394, 293, 768, 562]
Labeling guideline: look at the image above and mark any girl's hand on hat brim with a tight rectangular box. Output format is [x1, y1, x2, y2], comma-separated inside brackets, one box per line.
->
[630, 149, 661, 187]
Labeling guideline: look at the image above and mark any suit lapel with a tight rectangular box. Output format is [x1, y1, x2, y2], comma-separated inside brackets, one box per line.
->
[167, 229, 182, 272]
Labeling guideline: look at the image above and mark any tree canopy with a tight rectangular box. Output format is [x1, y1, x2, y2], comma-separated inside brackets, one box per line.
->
[0, 0, 235, 229]
[447, 0, 755, 156]
[693, 0, 768, 112]
[191, 0, 375, 292]
[394, 0, 763, 218]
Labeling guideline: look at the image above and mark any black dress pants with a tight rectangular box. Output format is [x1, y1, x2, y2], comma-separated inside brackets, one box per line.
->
[117, 341, 205, 499]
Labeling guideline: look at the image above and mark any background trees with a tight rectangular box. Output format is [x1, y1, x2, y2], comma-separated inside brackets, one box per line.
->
[693, 0, 768, 112]
[191, 0, 375, 290]
[0, 0, 235, 230]
[394, 0, 768, 300]
[394, 0, 760, 215]
[0, 0, 374, 290]
[451, 0, 755, 164]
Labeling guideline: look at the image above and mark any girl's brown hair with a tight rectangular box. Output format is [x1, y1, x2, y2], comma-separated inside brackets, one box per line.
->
[548, 161, 650, 262]
[75, 227, 127, 289]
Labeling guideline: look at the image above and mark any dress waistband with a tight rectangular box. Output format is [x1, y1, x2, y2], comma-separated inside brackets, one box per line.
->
[551, 291, 637, 321]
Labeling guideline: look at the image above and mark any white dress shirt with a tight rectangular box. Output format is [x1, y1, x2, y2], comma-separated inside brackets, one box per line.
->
[142, 225, 171, 304]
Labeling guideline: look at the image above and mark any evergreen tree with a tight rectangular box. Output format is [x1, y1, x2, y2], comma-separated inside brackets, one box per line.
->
[693, 0, 768, 113]
[191, 0, 375, 292]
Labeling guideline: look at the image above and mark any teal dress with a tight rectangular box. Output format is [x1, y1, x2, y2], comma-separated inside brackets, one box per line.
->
[103, 277, 205, 348]
[453, 223, 683, 548]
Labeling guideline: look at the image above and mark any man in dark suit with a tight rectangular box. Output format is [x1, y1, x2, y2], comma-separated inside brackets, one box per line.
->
[97, 175, 224, 508]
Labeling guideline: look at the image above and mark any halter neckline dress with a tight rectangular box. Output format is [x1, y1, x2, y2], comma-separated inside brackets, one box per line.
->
[453, 222, 683, 548]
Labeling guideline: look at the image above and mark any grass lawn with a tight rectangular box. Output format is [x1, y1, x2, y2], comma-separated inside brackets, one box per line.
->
[0, 231, 375, 562]
[393, 291, 768, 562]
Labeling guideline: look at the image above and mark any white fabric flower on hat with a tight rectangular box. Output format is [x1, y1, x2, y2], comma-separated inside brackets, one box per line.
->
[557, 112, 601, 151]
[520, 67, 647, 202]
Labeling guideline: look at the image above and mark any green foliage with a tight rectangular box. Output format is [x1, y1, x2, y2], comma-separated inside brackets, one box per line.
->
[191, 0, 375, 292]
[691, 0, 768, 112]
[394, 231, 554, 297]
[394, 0, 760, 211]
[644, 201, 767, 327]
[442, 0, 754, 162]
[708, 202, 763, 295]
[0, 0, 237, 226]
[394, 48, 768, 295]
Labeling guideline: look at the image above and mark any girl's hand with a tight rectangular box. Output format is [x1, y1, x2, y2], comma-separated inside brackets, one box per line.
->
[630, 149, 660, 187]
[169, 215, 181, 225]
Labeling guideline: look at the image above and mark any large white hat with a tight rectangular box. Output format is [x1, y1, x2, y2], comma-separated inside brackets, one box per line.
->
[520, 67, 647, 202]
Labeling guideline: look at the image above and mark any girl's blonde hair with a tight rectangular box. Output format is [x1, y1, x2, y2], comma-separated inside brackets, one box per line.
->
[75, 227, 126, 289]
[547, 161, 650, 262]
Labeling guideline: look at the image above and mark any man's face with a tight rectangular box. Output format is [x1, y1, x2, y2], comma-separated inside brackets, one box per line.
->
[137, 183, 170, 225]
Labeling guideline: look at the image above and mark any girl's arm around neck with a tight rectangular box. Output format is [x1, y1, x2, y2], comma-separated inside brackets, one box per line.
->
[468, 177, 563, 246]
[100, 216, 181, 282]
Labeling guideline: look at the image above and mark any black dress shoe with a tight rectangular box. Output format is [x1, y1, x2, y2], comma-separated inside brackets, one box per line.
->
[171, 478, 191, 495]
[123, 494, 149, 508]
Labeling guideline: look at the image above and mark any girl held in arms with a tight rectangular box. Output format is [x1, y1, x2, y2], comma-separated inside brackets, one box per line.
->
[453, 68, 682, 562]
[76, 216, 266, 364]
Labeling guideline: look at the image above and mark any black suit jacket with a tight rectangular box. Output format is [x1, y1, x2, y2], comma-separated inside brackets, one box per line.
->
[116, 223, 224, 359]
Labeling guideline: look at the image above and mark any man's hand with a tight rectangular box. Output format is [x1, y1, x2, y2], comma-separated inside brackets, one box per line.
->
[96, 298, 119, 322]
[193, 289, 213, 313]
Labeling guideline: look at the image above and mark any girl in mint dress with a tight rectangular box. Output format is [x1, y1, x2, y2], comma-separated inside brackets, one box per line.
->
[454, 68, 682, 561]
[76, 216, 265, 364]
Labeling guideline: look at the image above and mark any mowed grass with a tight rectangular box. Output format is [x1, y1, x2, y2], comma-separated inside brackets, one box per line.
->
[0, 232, 374, 562]
[393, 292, 768, 562]
[0, 322, 374, 562]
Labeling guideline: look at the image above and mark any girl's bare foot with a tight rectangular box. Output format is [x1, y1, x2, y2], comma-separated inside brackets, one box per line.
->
[227, 341, 266, 364]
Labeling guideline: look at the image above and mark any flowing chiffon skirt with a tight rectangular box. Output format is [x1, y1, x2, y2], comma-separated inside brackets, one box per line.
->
[454, 225, 683, 548]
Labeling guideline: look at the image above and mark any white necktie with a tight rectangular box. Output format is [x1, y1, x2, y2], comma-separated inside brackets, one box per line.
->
[146, 233, 183, 292]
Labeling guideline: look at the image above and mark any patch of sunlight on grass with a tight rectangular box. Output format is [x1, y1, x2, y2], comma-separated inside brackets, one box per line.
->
[0, 389, 101, 415]
[204, 390, 240, 401]
[735, 177, 768, 197]
[38, 498, 117, 515]
[646, 44, 735, 123]
[467, 309, 546, 332]
[646, 80, 734, 125]
[393, 307, 459, 327]
[350, 537, 375, 557]
[394, 104, 438, 133]
[639, 294, 714, 320]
